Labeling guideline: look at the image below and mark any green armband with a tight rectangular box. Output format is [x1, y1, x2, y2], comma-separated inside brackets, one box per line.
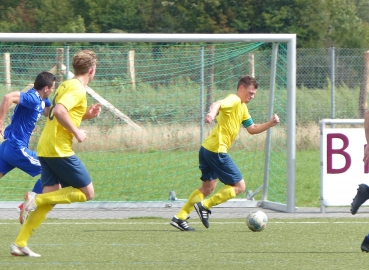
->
[242, 118, 254, 128]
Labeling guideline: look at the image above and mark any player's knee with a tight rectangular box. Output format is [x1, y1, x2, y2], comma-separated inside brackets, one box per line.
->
[234, 180, 246, 195]
[83, 190, 94, 201]
[238, 186, 246, 195]
[199, 180, 217, 196]
[208, 185, 217, 192]
[85, 193, 94, 201]
[199, 187, 213, 197]
[81, 183, 94, 201]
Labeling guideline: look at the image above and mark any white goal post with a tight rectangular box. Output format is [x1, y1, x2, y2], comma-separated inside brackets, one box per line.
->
[0, 33, 296, 213]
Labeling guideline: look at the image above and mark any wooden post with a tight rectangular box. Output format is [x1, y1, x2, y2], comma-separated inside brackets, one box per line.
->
[56, 48, 64, 87]
[358, 51, 369, 118]
[249, 53, 255, 78]
[4, 52, 11, 90]
[206, 45, 215, 112]
[128, 50, 136, 90]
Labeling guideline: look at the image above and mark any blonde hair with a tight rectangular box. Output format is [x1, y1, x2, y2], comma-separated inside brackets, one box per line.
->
[72, 50, 97, 75]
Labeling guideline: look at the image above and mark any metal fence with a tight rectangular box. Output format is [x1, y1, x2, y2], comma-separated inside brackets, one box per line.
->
[1, 45, 369, 127]
[297, 48, 368, 89]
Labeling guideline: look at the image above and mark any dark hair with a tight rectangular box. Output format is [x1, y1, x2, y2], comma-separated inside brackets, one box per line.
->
[237, 75, 258, 90]
[34, 71, 56, 90]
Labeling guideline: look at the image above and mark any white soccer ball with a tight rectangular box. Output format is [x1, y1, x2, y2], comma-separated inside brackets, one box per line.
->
[246, 210, 268, 232]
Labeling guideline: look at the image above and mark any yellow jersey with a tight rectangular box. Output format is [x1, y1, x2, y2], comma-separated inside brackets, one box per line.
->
[202, 94, 251, 153]
[37, 79, 87, 157]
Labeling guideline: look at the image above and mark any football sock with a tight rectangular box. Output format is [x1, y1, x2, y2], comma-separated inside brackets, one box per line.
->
[176, 189, 204, 220]
[202, 185, 236, 209]
[35, 186, 87, 207]
[14, 204, 53, 247]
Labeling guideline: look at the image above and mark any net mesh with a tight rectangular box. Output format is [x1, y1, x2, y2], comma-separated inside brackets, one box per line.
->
[0, 42, 288, 205]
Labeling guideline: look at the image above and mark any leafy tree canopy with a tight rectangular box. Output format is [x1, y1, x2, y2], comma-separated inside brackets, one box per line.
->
[0, 0, 368, 48]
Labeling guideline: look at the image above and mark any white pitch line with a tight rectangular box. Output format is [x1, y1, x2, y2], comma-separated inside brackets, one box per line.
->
[0, 221, 368, 225]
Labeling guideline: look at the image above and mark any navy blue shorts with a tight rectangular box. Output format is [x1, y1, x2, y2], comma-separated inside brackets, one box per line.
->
[39, 156, 92, 188]
[0, 140, 40, 177]
[198, 146, 243, 185]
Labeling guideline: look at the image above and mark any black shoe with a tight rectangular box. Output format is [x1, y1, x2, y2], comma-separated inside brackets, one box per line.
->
[170, 216, 195, 231]
[361, 237, 369, 252]
[350, 184, 369, 215]
[194, 202, 211, 228]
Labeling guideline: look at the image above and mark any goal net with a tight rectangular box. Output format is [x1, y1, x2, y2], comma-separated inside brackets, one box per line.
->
[0, 33, 296, 213]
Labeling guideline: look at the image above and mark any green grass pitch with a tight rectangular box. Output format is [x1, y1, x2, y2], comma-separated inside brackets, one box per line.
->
[1, 217, 369, 269]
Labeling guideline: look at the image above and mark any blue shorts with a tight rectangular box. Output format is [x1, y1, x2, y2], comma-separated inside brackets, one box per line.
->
[39, 156, 92, 188]
[0, 140, 40, 177]
[198, 146, 243, 185]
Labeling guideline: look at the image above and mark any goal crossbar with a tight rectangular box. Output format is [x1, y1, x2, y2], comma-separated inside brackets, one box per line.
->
[0, 33, 296, 43]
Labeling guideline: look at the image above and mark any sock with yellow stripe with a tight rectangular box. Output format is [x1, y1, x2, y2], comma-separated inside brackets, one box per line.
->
[202, 185, 236, 209]
[35, 186, 87, 207]
[14, 204, 53, 247]
[176, 189, 204, 220]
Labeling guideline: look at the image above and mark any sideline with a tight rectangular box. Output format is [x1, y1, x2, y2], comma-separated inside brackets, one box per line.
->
[1, 207, 368, 220]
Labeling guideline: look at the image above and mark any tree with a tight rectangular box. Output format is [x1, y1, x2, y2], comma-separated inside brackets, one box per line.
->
[95, 0, 151, 33]
[0, 0, 22, 20]
[241, 0, 369, 48]
[0, 0, 368, 48]
[326, 0, 369, 48]
[0, 0, 36, 32]
[153, 0, 242, 33]
[33, 0, 86, 33]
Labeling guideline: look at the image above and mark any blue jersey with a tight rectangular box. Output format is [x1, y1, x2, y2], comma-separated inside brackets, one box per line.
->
[4, 88, 51, 148]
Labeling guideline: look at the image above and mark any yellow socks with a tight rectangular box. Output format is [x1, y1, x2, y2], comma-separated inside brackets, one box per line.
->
[176, 189, 204, 220]
[14, 204, 53, 247]
[176, 186, 236, 219]
[35, 186, 87, 206]
[202, 185, 236, 209]
[14, 187, 87, 248]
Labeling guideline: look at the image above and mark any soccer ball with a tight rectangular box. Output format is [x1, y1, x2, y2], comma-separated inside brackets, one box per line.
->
[246, 210, 268, 232]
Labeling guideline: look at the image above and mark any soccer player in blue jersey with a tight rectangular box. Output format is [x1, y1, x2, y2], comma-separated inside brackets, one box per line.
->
[0, 71, 55, 222]
[170, 75, 280, 231]
[10, 50, 101, 257]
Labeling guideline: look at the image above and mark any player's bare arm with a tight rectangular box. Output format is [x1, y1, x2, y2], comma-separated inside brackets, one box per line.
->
[82, 103, 102, 120]
[0, 92, 21, 137]
[205, 101, 221, 124]
[53, 103, 87, 143]
[43, 107, 51, 117]
[363, 110, 369, 164]
[246, 113, 280, 135]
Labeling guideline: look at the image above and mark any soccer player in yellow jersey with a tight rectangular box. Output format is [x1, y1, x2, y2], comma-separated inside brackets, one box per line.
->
[10, 50, 101, 257]
[170, 75, 280, 231]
